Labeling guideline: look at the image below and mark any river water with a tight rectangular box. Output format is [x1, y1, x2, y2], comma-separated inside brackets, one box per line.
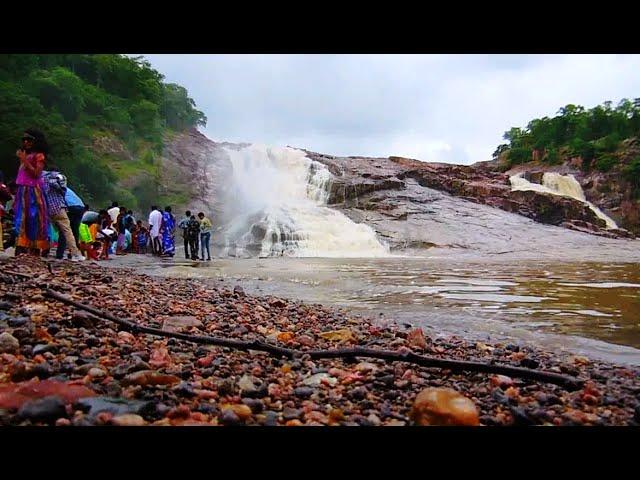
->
[121, 253, 640, 366]
[114, 145, 640, 365]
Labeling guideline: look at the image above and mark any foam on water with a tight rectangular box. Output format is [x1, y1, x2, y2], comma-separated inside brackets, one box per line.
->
[509, 172, 618, 229]
[221, 144, 390, 257]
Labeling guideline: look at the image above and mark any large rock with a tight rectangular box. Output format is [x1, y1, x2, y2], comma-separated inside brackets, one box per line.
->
[410, 388, 480, 426]
[0, 379, 95, 410]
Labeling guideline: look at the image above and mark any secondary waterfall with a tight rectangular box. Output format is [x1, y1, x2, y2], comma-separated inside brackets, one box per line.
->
[509, 172, 618, 229]
[219, 144, 389, 257]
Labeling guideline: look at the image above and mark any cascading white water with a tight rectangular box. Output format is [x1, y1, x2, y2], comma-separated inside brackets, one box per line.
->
[509, 172, 618, 229]
[221, 144, 389, 257]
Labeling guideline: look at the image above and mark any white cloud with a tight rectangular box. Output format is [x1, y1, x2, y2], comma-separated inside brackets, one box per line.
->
[143, 54, 640, 165]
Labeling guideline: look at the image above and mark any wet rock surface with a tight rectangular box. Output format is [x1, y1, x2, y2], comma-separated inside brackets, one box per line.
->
[305, 151, 634, 240]
[0, 256, 639, 426]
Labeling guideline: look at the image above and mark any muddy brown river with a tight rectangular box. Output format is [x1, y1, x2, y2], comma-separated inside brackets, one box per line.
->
[112, 253, 640, 366]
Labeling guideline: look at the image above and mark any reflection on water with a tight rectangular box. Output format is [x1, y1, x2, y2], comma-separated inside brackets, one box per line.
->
[127, 256, 640, 365]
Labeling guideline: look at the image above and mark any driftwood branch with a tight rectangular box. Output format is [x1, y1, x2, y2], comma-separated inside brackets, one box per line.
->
[44, 289, 584, 390]
[0, 269, 32, 279]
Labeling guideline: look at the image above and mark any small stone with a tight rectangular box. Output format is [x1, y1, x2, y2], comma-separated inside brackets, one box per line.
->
[0, 301, 14, 310]
[217, 378, 237, 397]
[197, 403, 219, 415]
[219, 409, 241, 426]
[18, 396, 67, 423]
[121, 371, 181, 387]
[241, 398, 264, 413]
[386, 419, 406, 426]
[475, 342, 494, 353]
[520, 358, 540, 369]
[490, 375, 514, 389]
[268, 298, 287, 308]
[238, 375, 259, 395]
[545, 394, 562, 406]
[572, 356, 590, 366]
[174, 382, 197, 398]
[74, 396, 151, 418]
[410, 388, 480, 426]
[112, 414, 146, 426]
[294, 387, 314, 398]
[30, 362, 54, 379]
[378, 375, 395, 387]
[162, 316, 203, 333]
[328, 408, 345, 424]
[8, 317, 29, 328]
[10, 328, 31, 341]
[0, 332, 19, 354]
[47, 325, 60, 335]
[263, 411, 279, 426]
[319, 328, 355, 343]
[227, 404, 252, 421]
[297, 335, 315, 347]
[350, 386, 368, 400]
[366, 413, 382, 426]
[88, 368, 106, 379]
[302, 373, 338, 387]
[534, 392, 549, 404]
[509, 406, 534, 426]
[283, 407, 302, 420]
[355, 362, 378, 374]
[86, 336, 100, 347]
[407, 328, 427, 350]
[233, 285, 245, 296]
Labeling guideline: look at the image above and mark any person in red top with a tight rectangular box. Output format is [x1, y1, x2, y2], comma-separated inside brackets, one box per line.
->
[13, 129, 50, 256]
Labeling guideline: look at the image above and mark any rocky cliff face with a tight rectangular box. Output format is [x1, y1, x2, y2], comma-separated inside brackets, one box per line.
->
[145, 132, 637, 256]
[505, 138, 640, 236]
[304, 150, 635, 241]
[157, 129, 232, 219]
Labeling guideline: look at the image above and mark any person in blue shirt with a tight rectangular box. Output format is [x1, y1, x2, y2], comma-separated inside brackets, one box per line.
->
[57, 185, 85, 259]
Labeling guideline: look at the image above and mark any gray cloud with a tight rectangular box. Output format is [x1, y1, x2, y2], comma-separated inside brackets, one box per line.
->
[143, 54, 640, 165]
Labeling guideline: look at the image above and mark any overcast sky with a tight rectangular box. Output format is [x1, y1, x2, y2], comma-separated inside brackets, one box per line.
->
[143, 54, 640, 165]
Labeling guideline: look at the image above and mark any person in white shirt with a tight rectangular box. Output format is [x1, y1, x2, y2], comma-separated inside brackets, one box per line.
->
[107, 201, 120, 225]
[148, 205, 163, 255]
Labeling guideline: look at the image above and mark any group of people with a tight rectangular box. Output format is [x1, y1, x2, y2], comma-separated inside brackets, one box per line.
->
[0, 128, 214, 262]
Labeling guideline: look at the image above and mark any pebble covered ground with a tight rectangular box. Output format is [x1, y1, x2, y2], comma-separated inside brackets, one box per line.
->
[0, 256, 639, 426]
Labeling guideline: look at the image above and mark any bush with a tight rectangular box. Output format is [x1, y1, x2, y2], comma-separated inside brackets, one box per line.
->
[623, 156, 640, 198]
[594, 155, 618, 172]
[544, 148, 561, 165]
[506, 147, 531, 166]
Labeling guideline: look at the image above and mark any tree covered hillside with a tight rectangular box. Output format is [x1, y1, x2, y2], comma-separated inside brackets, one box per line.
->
[0, 54, 207, 209]
[494, 99, 640, 197]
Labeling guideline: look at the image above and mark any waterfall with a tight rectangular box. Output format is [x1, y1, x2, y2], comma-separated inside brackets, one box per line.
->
[219, 144, 390, 257]
[509, 172, 618, 229]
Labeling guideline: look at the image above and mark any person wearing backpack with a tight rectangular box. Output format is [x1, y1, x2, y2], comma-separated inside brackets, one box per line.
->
[42, 166, 85, 262]
[185, 214, 201, 260]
